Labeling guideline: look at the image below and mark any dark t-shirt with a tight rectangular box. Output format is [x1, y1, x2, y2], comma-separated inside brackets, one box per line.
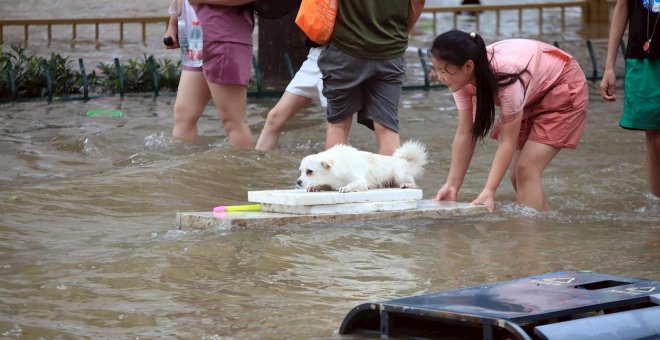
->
[625, 0, 660, 58]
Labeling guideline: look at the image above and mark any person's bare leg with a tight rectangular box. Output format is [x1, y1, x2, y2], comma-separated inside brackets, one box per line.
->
[172, 71, 211, 142]
[513, 141, 560, 211]
[326, 116, 352, 149]
[646, 130, 660, 197]
[207, 82, 254, 149]
[373, 121, 400, 155]
[256, 92, 312, 151]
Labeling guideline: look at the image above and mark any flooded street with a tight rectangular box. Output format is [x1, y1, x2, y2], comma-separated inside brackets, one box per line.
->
[1, 1, 659, 338]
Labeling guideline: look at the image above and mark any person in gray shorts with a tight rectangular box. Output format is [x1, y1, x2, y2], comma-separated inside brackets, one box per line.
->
[317, 0, 425, 155]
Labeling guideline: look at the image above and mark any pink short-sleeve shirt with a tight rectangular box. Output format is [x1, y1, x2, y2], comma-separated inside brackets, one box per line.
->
[452, 39, 570, 123]
[453, 39, 588, 149]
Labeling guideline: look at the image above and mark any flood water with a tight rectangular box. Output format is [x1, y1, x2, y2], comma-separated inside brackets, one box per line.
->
[1, 1, 659, 339]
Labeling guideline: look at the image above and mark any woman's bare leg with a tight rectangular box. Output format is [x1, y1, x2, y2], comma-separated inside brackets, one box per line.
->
[172, 71, 211, 142]
[646, 130, 660, 197]
[207, 82, 254, 149]
[512, 141, 560, 211]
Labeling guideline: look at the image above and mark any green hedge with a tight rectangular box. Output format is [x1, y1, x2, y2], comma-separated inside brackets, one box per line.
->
[0, 44, 182, 100]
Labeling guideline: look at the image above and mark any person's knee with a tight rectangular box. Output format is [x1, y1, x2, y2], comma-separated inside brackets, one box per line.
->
[220, 114, 249, 134]
[173, 102, 198, 125]
[514, 158, 538, 183]
[264, 107, 284, 128]
[173, 98, 190, 115]
[221, 118, 243, 132]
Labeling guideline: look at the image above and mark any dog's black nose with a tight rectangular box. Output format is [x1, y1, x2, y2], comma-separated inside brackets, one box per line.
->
[296, 179, 302, 186]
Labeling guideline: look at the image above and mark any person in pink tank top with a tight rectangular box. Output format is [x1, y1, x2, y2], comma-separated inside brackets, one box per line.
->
[428, 30, 588, 212]
[164, 0, 255, 147]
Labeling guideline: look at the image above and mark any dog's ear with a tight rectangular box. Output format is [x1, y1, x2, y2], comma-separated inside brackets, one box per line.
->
[321, 159, 334, 170]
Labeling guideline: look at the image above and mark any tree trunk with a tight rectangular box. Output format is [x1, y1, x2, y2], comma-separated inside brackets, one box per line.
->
[257, 12, 309, 91]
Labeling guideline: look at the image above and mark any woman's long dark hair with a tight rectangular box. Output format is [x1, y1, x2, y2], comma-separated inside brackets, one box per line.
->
[429, 30, 529, 141]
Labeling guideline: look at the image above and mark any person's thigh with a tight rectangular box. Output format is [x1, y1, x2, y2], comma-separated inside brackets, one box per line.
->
[174, 70, 211, 120]
[267, 91, 312, 125]
[516, 140, 560, 176]
[207, 82, 248, 122]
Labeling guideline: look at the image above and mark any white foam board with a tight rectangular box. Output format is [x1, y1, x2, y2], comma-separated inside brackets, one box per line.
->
[261, 200, 417, 215]
[176, 200, 489, 230]
[247, 188, 423, 206]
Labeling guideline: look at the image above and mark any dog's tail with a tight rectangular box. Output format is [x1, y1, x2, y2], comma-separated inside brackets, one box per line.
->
[393, 140, 429, 177]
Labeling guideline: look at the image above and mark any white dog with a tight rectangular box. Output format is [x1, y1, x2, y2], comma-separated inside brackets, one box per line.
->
[296, 140, 428, 193]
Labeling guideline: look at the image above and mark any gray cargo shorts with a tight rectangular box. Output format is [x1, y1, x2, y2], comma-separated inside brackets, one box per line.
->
[317, 43, 405, 132]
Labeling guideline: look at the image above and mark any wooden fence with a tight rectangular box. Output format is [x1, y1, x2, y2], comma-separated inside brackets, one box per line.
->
[0, 1, 615, 46]
[423, 1, 588, 37]
[0, 17, 170, 46]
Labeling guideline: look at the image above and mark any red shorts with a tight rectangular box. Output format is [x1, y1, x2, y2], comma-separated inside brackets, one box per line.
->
[492, 59, 588, 149]
[182, 41, 253, 86]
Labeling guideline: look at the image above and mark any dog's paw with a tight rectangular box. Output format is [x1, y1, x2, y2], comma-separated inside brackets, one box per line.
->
[400, 182, 417, 189]
[339, 183, 368, 193]
[308, 184, 332, 192]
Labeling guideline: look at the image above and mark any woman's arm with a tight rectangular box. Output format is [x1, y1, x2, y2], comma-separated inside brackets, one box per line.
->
[164, 15, 180, 49]
[435, 108, 476, 202]
[471, 111, 522, 212]
[189, 0, 254, 5]
[164, 0, 182, 49]
[599, 0, 628, 101]
[407, 0, 426, 32]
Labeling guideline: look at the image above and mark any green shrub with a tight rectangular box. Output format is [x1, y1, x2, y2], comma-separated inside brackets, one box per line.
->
[95, 54, 181, 94]
[47, 52, 84, 96]
[0, 44, 182, 100]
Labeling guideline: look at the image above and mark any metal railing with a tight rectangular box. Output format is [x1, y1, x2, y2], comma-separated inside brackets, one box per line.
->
[0, 17, 170, 46]
[0, 1, 617, 46]
[422, 1, 587, 36]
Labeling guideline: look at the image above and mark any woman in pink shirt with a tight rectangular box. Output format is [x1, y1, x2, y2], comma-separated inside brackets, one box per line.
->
[428, 30, 588, 212]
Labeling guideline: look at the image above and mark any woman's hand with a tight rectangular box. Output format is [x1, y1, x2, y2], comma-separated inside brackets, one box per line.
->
[599, 69, 617, 101]
[471, 189, 495, 212]
[434, 183, 458, 202]
[164, 17, 179, 49]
